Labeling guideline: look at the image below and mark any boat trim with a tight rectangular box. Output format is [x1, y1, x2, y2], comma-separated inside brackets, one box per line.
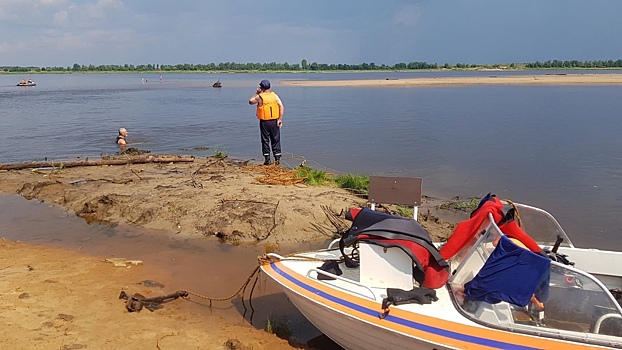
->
[306, 268, 376, 300]
[266, 262, 600, 349]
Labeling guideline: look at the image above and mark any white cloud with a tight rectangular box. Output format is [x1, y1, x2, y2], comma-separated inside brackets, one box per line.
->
[40, 0, 66, 5]
[0, 40, 30, 53]
[82, 0, 126, 20]
[53, 9, 69, 26]
[50, 0, 126, 27]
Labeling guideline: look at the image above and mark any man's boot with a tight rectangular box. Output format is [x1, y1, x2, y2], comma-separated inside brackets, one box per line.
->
[263, 156, 271, 165]
[275, 157, 281, 166]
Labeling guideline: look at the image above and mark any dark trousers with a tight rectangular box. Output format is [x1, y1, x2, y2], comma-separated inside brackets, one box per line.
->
[259, 119, 281, 159]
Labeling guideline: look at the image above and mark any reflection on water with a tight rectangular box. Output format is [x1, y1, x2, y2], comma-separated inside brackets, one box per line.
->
[0, 194, 339, 348]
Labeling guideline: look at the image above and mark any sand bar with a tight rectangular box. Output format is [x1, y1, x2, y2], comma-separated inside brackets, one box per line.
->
[281, 73, 622, 87]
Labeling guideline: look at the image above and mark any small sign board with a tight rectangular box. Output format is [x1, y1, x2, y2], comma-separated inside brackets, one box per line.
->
[368, 176, 422, 206]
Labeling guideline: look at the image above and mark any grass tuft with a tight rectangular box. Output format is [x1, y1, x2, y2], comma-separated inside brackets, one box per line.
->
[213, 146, 228, 159]
[265, 315, 292, 339]
[334, 173, 370, 195]
[439, 197, 480, 212]
[394, 205, 414, 218]
[295, 166, 331, 186]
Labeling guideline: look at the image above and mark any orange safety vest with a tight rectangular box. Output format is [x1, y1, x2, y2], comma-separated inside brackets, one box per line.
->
[256, 92, 280, 120]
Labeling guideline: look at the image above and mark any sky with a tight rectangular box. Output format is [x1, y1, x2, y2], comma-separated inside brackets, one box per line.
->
[2, 0, 622, 67]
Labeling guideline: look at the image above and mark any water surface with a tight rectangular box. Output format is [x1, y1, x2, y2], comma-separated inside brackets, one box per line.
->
[1, 71, 621, 250]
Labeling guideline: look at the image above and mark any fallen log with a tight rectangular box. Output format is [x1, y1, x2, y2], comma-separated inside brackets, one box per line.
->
[0, 156, 195, 171]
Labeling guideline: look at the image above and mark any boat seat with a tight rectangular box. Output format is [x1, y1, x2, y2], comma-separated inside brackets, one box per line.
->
[368, 176, 422, 221]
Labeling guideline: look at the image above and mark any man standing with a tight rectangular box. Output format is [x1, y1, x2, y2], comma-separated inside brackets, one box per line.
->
[249, 80, 284, 165]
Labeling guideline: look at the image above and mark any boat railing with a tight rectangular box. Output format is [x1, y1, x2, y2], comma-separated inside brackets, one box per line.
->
[594, 314, 622, 334]
[306, 268, 377, 301]
[327, 238, 340, 249]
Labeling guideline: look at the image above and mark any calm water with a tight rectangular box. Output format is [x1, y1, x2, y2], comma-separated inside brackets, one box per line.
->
[1, 71, 622, 250]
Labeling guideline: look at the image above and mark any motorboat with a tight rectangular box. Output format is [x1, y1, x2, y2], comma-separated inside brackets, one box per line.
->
[260, 194, 622, 349]
[17, 81, 36, 87]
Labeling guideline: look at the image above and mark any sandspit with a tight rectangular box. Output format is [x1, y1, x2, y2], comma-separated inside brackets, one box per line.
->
[280, 73, 622, 87]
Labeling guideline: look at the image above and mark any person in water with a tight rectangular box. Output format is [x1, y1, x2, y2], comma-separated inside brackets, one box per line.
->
[248, 80, 284, 165]
[116, 128, 128, 146]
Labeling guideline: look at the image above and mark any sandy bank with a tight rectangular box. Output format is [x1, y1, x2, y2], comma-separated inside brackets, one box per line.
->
[0, 154, 466, 349]
[0, 239, 298, 350]
[0, 155, 458, 245]
[280, 73, 622, 87]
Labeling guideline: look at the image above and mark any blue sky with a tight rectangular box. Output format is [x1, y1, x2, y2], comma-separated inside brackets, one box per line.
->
[2, 0, 621, 67]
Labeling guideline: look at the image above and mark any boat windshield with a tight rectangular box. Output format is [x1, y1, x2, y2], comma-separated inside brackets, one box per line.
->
[449, 222, 622, 346]
[506, 202, 574, 248]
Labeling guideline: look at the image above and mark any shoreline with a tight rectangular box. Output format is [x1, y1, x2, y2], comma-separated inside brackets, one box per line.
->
[280, 73, 622, 87]
[0, 156, 466, 349]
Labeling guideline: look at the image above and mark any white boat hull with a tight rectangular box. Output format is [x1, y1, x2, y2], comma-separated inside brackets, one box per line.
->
[262, 257, 619, 349]
[284, 286, 451, 350]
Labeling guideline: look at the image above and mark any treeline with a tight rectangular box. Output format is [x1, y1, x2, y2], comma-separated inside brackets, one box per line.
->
[525, 59, 622, 68]
[2, 59, 621, 73]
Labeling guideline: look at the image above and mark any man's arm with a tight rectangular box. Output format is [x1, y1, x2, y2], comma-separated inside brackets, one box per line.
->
[249, 87, 262, 105]
[276, 95, 284, 126]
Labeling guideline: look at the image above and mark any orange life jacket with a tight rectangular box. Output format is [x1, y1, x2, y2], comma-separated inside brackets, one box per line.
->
[256, 92, 280, 120]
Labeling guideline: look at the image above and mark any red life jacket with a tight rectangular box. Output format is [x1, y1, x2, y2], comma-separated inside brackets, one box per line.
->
[344, 208, 449, 289]
[440, 195, 504, 260]
[440, 194, 542, 260]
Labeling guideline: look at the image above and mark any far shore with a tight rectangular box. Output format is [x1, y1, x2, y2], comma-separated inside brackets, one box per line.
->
[280, 73, 622, 87]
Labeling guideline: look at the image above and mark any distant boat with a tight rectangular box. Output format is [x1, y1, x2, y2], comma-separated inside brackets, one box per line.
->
[17, 81, 36, 87]
[212, 80, 222, 88]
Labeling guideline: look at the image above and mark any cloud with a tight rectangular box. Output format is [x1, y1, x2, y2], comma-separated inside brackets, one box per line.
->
[0, 40, 30, 54]
[49, 0, 126, 28]
[0, 0, 67, 20]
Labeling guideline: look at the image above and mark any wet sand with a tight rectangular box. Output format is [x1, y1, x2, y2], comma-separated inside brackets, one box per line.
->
[280, 73, 622, 87]
[0, 194, 332, 349]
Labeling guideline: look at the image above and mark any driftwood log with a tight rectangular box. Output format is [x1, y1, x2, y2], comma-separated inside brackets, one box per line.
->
[0, 156, 195, 171]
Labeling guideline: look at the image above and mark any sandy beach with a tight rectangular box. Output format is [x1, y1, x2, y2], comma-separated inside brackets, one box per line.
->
[280, 73, 622, 87]
[0, 155, 463, 349]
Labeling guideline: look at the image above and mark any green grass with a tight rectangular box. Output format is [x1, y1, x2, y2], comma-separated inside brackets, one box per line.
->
[334, 173, 370, 195]
[291, 165, 370, 194]
[394, 205, 414, 218]
[439, 197, 480, 212]
[213, 146, 228, 159]
[295, 166, 331, 186]
[265, 315, 292, 339]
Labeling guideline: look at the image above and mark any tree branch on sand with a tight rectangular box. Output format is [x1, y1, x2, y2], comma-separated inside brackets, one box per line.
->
[0, 156, 195, 171]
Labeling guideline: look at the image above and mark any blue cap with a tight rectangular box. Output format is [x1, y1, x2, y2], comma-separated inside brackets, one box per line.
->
[259, 79, 271, 89]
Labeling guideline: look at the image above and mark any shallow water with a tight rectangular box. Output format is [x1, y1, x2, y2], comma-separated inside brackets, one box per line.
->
[1, 71, 621, 250]
[0, 194, 338, 347]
